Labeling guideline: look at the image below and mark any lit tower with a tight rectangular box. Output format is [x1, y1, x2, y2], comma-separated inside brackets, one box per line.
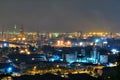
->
[19, 25, 26, 41]
[19, 25, 25, 37]
[13, 24, 17, 39]
[93, 46, 97, 63]
[19, 25, 24, 35]
[92, 41, 99, 64]
[14, 24, 17, 34]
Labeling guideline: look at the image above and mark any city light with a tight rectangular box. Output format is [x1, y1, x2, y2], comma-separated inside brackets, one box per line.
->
[66, 41, 71, 47]
[107, 62, 118, 67]
[49, 58, 55, 62]
[22, 38, 26, 41]
[79, 42, 83, 46]
[15, 58, 18, 61]
[103, 41, 108, 44]
[27, 51, 30, 55]
[32, 58, 35, 60]
[53, 55, 60, 60]
[95, 39, 100, 43]
[56, 40, 64, 47]
[20, 50, 25, 53]
[111, 49, 119, 54]
[2, 42, 8, 47]
[5, 67, 13, 73]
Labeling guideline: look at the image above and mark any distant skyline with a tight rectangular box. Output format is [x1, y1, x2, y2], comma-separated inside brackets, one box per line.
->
[0, 0, 120, 32]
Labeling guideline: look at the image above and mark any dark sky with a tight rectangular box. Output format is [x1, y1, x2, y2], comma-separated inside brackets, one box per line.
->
[0, 0, 120, 32]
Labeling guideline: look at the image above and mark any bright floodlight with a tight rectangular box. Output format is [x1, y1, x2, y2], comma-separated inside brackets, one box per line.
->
[3, 43, 7, 47]
[103, 41, 108, 44]
[95, 39, 100, 43]
[111, 49, 119, 54]
[6, 67, 13, 73]
[49, 58, 55, 62]
[79, 42, 83, 46]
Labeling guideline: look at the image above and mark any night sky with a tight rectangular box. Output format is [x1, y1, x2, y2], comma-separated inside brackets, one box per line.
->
[0, 0, 120, 32]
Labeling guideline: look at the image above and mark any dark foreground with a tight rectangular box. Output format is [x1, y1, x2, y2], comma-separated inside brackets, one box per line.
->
[0, 73, 116, 80]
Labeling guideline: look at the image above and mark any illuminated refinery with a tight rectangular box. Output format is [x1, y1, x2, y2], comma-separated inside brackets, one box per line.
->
[0, 25, 119, 80]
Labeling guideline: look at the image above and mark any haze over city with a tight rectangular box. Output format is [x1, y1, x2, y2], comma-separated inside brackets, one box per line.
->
[0, 0, 120, 32]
